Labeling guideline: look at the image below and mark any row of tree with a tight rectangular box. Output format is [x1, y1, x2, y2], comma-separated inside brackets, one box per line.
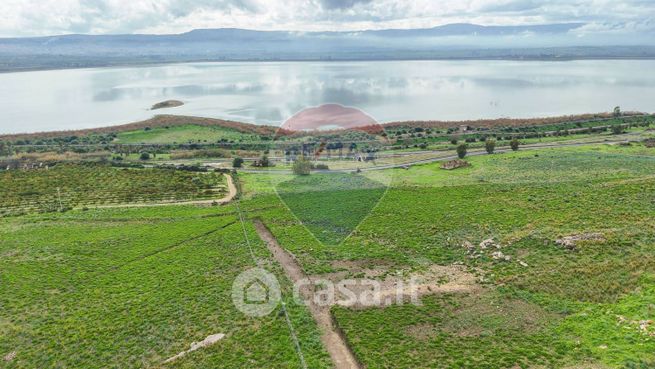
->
[456, 138, 520, 159]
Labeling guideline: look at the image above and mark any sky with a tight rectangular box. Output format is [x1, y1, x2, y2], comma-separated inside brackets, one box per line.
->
[0, 0, 653, 37]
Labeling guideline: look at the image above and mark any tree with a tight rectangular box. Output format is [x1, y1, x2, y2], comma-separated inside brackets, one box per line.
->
[232, 157, 244, 168]
[0, 141, 11, 156]
[510, 138, 520, 151]
[260, 155, 271, 167]
[139, 152, 151, 160]
[456, 143, 467, 159]
[292, 156, 312, 175]
[613, 106, 621, 117]
[485, 139, 496, 154]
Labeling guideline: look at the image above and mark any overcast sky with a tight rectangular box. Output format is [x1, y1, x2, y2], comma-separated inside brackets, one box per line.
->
[0, 0, 653, 37]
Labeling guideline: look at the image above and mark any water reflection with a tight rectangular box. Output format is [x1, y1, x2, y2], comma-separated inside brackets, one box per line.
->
[0, 60, 653, 134]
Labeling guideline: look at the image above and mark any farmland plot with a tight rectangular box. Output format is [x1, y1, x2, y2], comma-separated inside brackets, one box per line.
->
[0, 163, 227, 216]
[241, 144, 655, 368]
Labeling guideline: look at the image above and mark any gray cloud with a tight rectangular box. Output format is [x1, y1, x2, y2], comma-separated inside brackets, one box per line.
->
[319, 0, 373, 10]
[0, 0, 653, 37]
[479, 0, 542, 13]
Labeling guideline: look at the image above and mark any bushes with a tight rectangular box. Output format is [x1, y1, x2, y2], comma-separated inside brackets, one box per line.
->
[612, 125, 626, 135]
[139, 152, 151, 160]
[485, 139, 496, 154]
[0, 163, 226, 216]
[292, 157, 312, 175]
[510, 139, 520, 151]
[252, 155, 273, 168]
[456, 144, 468, 159]
[232, 157, 244, 168]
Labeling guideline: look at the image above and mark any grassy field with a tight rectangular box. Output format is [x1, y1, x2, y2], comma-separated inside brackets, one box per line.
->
[0, 163, 226, 216]
[240, 142, 655, 368]
[2, 138, 655, 368]
[114, 125, 260, 144]
[0, 205, 330, 368]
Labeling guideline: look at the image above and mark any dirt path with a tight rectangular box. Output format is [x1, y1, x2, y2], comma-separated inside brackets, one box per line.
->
[253, 219, 361, 369]
[82, 173, 238, 209]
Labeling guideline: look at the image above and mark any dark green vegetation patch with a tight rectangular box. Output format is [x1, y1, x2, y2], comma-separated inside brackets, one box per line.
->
[0, 163, 226, 216]
[276, 173, 388, 246]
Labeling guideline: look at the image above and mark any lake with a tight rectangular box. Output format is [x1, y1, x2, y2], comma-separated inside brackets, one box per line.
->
[0, 60, 653, 134]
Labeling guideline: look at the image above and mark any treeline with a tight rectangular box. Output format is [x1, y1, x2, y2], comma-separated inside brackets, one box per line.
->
[0, 114, 279, 142]
[385, 111, 648, 131]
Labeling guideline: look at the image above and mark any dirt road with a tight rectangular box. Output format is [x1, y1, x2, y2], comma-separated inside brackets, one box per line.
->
[238, 134, 642, 174]
[253, 219, 361, 369]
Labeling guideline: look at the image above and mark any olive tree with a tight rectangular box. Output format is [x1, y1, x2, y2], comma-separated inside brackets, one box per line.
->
[292, 157, 312, 175]
[510, 139, 520, 151]
[456, 143, 467, 159]
[485, 139, 496, 154]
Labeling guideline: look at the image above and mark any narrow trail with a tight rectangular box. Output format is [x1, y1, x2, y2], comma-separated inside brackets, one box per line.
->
[253, 219, 361, 369]
[82, 173, 238, 209]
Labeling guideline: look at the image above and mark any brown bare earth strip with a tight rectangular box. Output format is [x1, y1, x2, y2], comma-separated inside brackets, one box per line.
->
[253, 219, 361, 369]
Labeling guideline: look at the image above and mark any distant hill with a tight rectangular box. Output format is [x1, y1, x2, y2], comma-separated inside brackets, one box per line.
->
[1, 23, 654, 72]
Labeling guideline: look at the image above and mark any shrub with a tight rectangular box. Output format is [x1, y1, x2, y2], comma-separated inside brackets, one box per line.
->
[232, 157, 244, 168]
[251, 155, 273, 168]
[612, 125, 625, 135]
[292, 157, 312, 175]
[139, 152, 151, 160]
[314, 163, 329, 170]
[456, 144, 467, 159]
[510, 139, 520, 151]
[450, 138, 458, 145]
[485, 139, 496, 154]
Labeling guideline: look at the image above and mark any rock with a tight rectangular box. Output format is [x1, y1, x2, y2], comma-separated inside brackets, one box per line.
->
[491, 251, 511, 261]
[518, 260, 529, 267]
[440, 159, 470, 170]
[163, 333, 225, 363]
[555, 233, 605, 250]
[479, 238, 495, 249]
[3, 351, 16, 362]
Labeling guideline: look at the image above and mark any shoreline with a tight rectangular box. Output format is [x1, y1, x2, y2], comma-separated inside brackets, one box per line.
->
[1, 112, 652, 141]
[2, 56, 655, 75]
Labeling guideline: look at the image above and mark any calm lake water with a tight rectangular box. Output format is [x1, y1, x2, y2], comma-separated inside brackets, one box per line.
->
[0, 60, 653, 134]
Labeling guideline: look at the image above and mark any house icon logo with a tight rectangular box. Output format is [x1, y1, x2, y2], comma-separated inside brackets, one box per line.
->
[232, 268, 281, 317]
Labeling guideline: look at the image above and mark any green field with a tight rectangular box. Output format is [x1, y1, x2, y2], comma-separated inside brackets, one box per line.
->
[0, 163, 226, 216]
[2, 140, 655, 368]
[242, 143, 655, 368]
[114, 125, 259, 144]
[0, 206, 330, 368]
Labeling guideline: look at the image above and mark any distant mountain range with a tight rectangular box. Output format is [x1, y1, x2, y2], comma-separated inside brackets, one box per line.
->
[1, 23, 654, 72]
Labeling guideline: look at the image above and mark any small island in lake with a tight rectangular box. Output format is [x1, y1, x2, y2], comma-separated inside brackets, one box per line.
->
[151, 100, 184, 110]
